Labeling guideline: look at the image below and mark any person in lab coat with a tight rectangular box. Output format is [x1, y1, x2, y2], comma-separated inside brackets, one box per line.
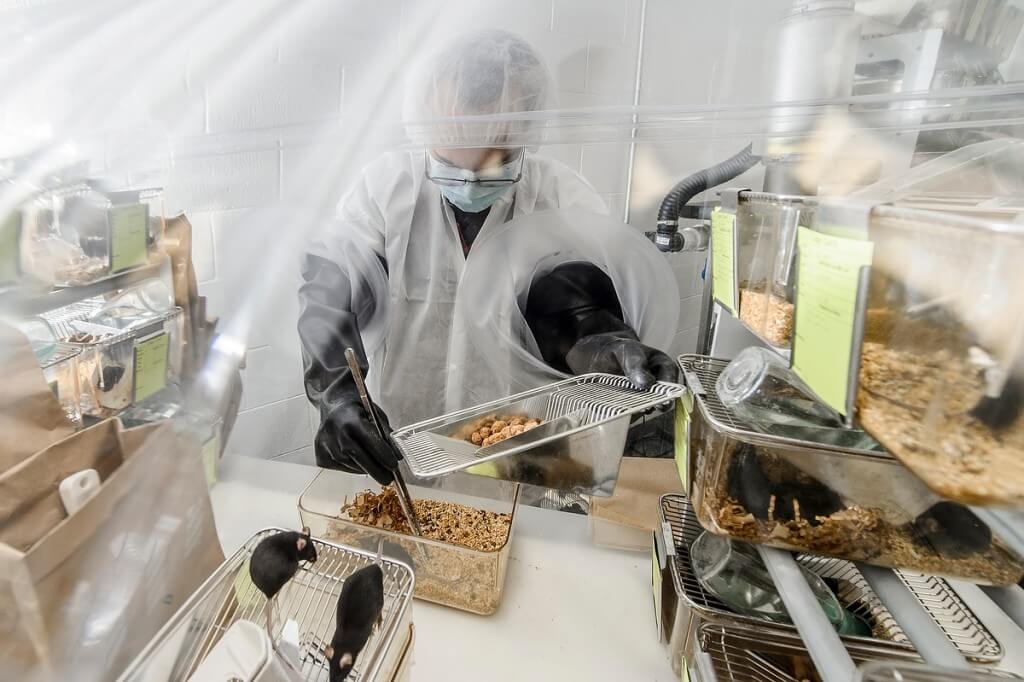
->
[299, 29, 678, 485]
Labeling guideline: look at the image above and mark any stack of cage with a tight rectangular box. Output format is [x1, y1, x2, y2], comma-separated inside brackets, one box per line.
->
[678, 354, 1023, 585]
[42, 292, 184, 418]
[656, 494, 1004, 679]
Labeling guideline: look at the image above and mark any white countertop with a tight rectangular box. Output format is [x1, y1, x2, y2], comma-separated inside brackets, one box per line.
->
[210, 456, 1024, 681]
[210, 456, 677, 682]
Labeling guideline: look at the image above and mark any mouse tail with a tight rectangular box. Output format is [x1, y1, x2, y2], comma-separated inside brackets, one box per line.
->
[264, 596, 275, 642]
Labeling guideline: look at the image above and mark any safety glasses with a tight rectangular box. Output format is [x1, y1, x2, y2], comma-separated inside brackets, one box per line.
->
[425, 149, 525, 187]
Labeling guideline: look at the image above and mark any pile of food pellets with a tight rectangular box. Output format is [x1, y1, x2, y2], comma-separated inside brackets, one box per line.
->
[465, 415, 543, 447]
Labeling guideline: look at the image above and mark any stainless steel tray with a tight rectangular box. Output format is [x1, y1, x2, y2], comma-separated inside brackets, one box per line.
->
[391, 373, 685, 496]
[119, 529, 415, 682]
[660, 494, 1002, 672]
[695, 622, 815, 682]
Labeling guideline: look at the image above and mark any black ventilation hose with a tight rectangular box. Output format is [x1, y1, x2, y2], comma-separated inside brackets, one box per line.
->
[653, 144, 760, 251]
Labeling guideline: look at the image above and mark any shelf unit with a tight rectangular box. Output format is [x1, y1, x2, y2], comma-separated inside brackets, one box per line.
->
[692, 292, 1024, 680]
[0, 257, 170, 317]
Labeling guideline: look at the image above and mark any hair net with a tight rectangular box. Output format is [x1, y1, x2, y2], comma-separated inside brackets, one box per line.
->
[403, 29, 554, 149]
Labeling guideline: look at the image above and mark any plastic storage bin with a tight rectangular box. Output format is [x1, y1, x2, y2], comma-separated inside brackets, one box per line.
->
[18, 183, 165, 288]
[53, 306, 184, 417]
[854, 206, 1024, 506]
[681, 354, 1024, 585]
[120, 529, 415, 682]
[656, 494, 1002, 679]
[299, 468, 518, 615]
[39, 343, 83, 428]
[21, 183, 111, 287]
[732, 192, 815, 351]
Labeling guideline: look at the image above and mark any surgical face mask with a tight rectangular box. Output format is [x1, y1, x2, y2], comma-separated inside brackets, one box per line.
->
[426, 149, 524, 212]
[437, 183, 512, 213]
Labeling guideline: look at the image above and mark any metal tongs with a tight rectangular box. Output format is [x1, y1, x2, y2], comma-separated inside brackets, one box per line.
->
[344, 348, 423, 536]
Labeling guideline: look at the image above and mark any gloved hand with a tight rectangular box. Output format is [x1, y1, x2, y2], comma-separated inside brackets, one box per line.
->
[300, 253, 402, 485]
[566, 330, 679, 390]
[314, 400, 403, 486]
[524, 262, 677, 390]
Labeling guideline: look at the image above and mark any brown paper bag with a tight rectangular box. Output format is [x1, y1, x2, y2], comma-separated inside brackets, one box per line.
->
[0, 419, 224, 680]
[0, 324, 75, 473]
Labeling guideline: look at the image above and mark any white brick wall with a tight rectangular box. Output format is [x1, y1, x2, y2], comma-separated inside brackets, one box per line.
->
[189, 0, 775, 461]
[0, 0, 793, 462]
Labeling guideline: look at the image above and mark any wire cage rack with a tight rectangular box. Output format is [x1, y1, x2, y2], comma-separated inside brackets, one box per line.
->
[119, 529, 415, 682]
[658, 494, 1001, 678]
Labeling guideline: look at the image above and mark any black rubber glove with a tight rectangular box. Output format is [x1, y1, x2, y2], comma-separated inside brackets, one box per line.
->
[524, 262, 678, 389]
[299, 253, 402, 485]
[566, 330, 678, 391]
[315, 401, 402, 485]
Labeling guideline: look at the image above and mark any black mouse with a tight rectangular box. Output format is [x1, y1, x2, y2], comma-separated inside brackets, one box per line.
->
[728, 444, 774, 520]
[728, 444, 843, 526]
[249, 527, 317, 600]
[970, 370, 1023, 432]
[326, 563, 385, 682]
[911, 501, 991, 557]
[777, 477, 844, 526]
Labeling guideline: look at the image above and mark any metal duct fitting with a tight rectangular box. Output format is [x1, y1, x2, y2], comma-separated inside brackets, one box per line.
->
[763, 0, 861, 195]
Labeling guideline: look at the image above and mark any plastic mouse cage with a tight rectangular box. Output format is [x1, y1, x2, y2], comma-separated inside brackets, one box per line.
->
[656, 495, 1002, 680]
[120, 529, 415, 682]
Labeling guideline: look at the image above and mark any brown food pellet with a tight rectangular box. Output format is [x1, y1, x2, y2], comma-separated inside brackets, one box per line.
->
[465, 414, 544, 448]
[739, 288, 794, 347]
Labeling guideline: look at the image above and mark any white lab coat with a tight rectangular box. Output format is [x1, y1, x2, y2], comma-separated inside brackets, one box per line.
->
[309, 149, 677, 427]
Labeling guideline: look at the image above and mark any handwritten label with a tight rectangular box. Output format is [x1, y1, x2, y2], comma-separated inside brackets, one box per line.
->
[133, 332, 169, 402]
[674, 393, 693, 493]
[0, 211, 20, 284]
[792, 227, 874, 415]
[110, 203, 149, 273]
[711, 208, 738, 314]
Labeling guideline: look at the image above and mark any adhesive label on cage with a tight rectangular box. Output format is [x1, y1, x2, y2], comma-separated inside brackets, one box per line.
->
[710, 209, 738, 314]
[652, 541, 663, 634]
[673, 393, 693, 492]
[110, 203, 149, 273]
[792, 227, 874, 415]
[133, 332, 169, 402]
[0, 211, 20, 284]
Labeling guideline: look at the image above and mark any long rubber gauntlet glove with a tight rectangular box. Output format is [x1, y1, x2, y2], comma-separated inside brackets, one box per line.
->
[299, 254, 401, 484]
[524, 262, 678, 390]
